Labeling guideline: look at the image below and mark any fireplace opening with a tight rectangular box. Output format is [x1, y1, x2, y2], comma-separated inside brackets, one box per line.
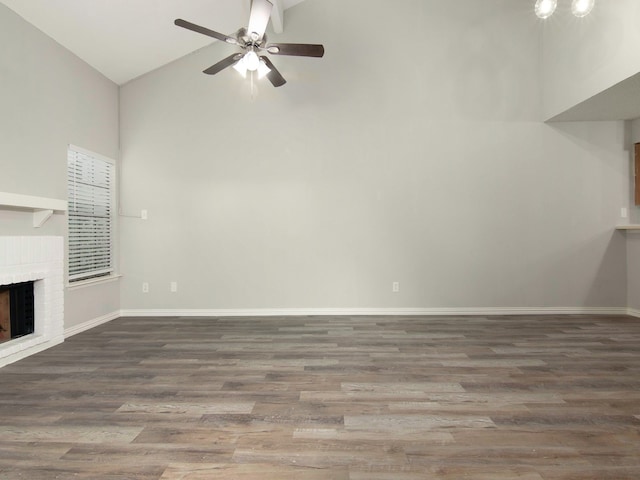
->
[0, 281, 35, 344]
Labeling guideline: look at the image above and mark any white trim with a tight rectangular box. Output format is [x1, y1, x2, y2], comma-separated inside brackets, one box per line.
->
[616, 225, 640, 231]
[68, 144, 116, 165]
[0, 192, 67, 228]
[53, 307, 637, 343]
[119, 307, 630, 318]
[0, 191, 67, 212]
[33, 209, 54, 228]
[67, 145, 116, 282]
[66, 274, 122, 291]
[64, 310, 120, 338]
[627, 308, 640, 318]
[0, 335, 64, 368]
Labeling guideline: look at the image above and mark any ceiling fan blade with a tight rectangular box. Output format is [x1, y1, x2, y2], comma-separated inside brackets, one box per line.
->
[247, 0, 273, 39]
[260, 56, 286, 87]
[174, 19, 237, 45]
[266, 43, 325, 57]
[203, 53, 243, 75]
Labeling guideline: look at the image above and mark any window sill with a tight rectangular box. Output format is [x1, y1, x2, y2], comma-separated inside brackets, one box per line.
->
[66, 274, 122, 291]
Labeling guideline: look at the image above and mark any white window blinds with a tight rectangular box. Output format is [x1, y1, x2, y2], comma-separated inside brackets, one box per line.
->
[67, 146, 115, 282]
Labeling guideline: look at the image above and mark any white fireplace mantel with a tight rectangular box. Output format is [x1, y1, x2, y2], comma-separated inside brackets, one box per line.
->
[0, 192, 67, 227]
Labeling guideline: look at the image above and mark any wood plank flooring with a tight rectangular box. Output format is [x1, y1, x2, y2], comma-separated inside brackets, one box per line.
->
[1, 314, 640, 479]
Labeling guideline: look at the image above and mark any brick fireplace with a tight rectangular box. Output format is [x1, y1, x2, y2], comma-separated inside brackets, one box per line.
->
[0, 236, 64, 367]
[0, 281, 35, 342]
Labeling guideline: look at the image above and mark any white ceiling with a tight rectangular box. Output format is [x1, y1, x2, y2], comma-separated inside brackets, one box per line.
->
[548, 72, 640, 122]
[4, 0, 639, 121]
[1, 0, 305, 85]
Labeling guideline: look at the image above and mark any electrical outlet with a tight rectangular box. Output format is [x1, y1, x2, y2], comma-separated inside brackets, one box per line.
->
[142, 282, 149, 293]
[392, 281, 400, 293]
[170, 281, 178, 293]
[141, 209, 148, 220]
[621, 207, 629, 218]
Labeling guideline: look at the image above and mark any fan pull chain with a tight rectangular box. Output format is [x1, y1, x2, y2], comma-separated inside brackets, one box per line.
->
[250, 70, 256, 99]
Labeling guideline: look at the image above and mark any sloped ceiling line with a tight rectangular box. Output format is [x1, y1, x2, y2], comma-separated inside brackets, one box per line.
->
[1, 0, 304, 85]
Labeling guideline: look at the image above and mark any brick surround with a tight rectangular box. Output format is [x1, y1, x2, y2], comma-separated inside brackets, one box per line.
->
[0, 236, 64, 367]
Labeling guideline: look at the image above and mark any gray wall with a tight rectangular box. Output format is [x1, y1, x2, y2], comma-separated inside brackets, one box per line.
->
[119, 0, 629, 313]
[539, 0, 640, 313]
[0, 4, 121, 329]
[542, 0, 640, 119]
[629, 234, 640, 312]
[628, 119, 640, 311]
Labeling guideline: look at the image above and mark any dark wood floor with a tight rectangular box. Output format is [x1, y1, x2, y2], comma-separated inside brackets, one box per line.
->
[1, 314, 640, 479]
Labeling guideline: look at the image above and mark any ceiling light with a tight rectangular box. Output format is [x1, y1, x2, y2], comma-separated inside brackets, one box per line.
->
[233, 57, 247, 78]
[571, 0, 595, 17]
[535, 0, 558, 19]
[535, 0, 596, 19]
[234, 56, 271, 80]
[243, 51, 260, 72]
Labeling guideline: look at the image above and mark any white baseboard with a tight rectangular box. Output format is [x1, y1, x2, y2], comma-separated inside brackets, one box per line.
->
[56, 307, 637, 341]
[119, 307, 629, 318]
[64, 310, 120, 338]
[627, 308, 640, 318]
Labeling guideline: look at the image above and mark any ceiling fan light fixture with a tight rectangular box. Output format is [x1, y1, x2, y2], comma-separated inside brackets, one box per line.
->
[244, 50, 260, 71]
[535, 0, 558, 18]
[174, 0, 324, 88]
[232, 59, 248, 78]
[257, 60, 271, 79]
[571, 0, 595, 17]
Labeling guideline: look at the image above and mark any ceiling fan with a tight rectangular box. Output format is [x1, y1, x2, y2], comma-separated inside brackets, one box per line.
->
[174, 0, 325, 87]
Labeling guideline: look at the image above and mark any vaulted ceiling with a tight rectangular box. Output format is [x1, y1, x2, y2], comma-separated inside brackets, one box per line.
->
[1, 0, 305, 85]
[4, 0, 639, 121]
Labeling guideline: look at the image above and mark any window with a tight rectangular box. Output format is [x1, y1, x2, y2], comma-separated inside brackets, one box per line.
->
[67, 146, 115, 282]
